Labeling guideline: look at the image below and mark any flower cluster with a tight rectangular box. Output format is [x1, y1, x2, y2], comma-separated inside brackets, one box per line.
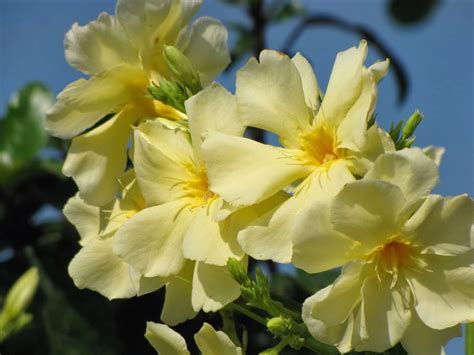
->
[47, 0, 473, 354]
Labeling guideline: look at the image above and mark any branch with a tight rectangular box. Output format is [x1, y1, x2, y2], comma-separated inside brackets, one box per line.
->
[281, 13, 409, 103]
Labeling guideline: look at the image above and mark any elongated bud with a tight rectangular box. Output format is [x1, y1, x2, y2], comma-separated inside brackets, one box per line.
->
[163, 45, 202, 94]
[227, 257, 248, 285]
[3, 267, 39, 320]
[402, 110, 423, 138]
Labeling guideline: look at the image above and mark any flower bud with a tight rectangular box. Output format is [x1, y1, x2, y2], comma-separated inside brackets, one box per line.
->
[266, 316, 289, 336]
[3, 267, 39, 320]
[402, 110, 423, 138]
[163, 45, 202, 94]
[227, 257, 247, 285]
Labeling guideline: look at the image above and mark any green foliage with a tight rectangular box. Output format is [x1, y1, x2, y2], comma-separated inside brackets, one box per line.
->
[0, 83, 53, 181]
[162, 45, 202, 95]
[148, 80, 190, 113]
[389, 111, 423, 150]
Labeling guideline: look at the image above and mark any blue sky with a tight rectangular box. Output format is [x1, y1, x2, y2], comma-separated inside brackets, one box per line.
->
[0, 0, 472, 353]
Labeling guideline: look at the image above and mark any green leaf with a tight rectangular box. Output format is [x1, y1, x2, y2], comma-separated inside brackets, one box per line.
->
[0, 82, 52, 175]
[26, 249, 116, 355]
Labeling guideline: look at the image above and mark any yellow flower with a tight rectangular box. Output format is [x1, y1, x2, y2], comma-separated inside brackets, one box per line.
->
[112, 84, 285, 321]
[294, 149, 473, 353]
[145, 322, 242, 355]
[46, 0, 230, 206]
[65, 167, 243, 325]
[65, 169, 164, 300]
[202, 41, 393, 263]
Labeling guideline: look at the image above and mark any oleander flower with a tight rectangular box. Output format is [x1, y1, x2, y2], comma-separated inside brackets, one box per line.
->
[47, 0, 230, 206]
[65, 167, 243, 325]
[145, 322, 242, 355]
[202, 41, 394, 262]
[112, 84, 286, 320]
[64, 169, 164, 300]
[295, 149, 473, 354]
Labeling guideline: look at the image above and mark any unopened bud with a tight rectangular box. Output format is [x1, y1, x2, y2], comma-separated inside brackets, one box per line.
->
[227, 258, 247, 285]
[3, 267, 39, 320]
[163, 45, 202, 94]
[266, 316, 289, 336]
[402, 110, 423, 138]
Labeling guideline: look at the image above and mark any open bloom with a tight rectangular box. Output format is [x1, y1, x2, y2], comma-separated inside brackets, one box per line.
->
[295, 149, 473, 354]
[65, 167, 241, 325]
[47, 0, 230, 206]
[145, 322, 242, 355]
[202, 41, 393, 262]
[65, 169, 154, 300]
[112, 84, 285, 321]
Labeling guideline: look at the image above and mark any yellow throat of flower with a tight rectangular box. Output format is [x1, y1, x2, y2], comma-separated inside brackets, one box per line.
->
[367, 237, 425, 288]
[299, 126, 342, 168]
[180, 164, 217, 209]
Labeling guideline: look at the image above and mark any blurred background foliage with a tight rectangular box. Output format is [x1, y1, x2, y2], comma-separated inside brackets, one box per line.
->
[0, 0, 467, 354]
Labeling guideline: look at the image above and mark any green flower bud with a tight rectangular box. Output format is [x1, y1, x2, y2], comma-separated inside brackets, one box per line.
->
[163, 45, 202, 94]
[3, 267, 39, 320]
[227, 257, 248, 285]
[402, 110, 423, 138]
[266, 316, 289, 336]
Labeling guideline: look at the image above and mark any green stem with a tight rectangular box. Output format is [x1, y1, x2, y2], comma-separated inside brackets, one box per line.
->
[219, 308, 241, 348]
[229, 302, 338, 354]
[229, 303, 267, 326]
[466, 323, 474, 355]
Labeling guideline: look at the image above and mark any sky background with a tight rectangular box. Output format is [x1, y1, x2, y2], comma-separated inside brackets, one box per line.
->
[0, 0, 472, 353]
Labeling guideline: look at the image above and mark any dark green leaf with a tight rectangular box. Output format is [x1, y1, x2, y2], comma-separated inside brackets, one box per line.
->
[0, 82, 53, 174]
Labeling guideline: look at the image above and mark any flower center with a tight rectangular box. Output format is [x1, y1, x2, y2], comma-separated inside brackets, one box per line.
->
[182, 165, 216, 208]
[367, 238, 422, 287]
[299, 126, 340, 167]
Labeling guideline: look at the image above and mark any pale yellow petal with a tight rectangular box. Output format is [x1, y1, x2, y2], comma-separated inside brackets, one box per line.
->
[291, 52, 320, 113]
[292, 201, 360, 273]
[133, 120, 195, 206]
[236, 50, 311, 148]
[346, 123, 395, 176]
[355, 277, 411, 352]
[222, 191, 289, 262]
[330, 180, 406, 250]
[194, 323, 242, 355]
[404, 194, 472, 255]
[113, 202, 193, 278]
[192, 262, 240, 313]
[405, 257, 474, 329]
[181, 17, 231, 86]
[145, 322, 190, 355]
[422, 145, 445, 167]
[186, 83, 244, 163]
[364, 148, 439, 205]
[161, 262, 197, 325]
[46, 65, 148, 138]
[68, 238, 136, 300]
[65, 12, 139, 75]
[63, 194, 100, 246]
[116, 0, 202, 74]
[62, 109, 135, 206]
[116, 0, 173, 51]
[401, 313, 461, 355]
[302, 262, 368, 352]
[315, 41, 389, 151]
[202, 132, 311, 206]
[182, 204, 242, 266]
[129, 267, 167, 297]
